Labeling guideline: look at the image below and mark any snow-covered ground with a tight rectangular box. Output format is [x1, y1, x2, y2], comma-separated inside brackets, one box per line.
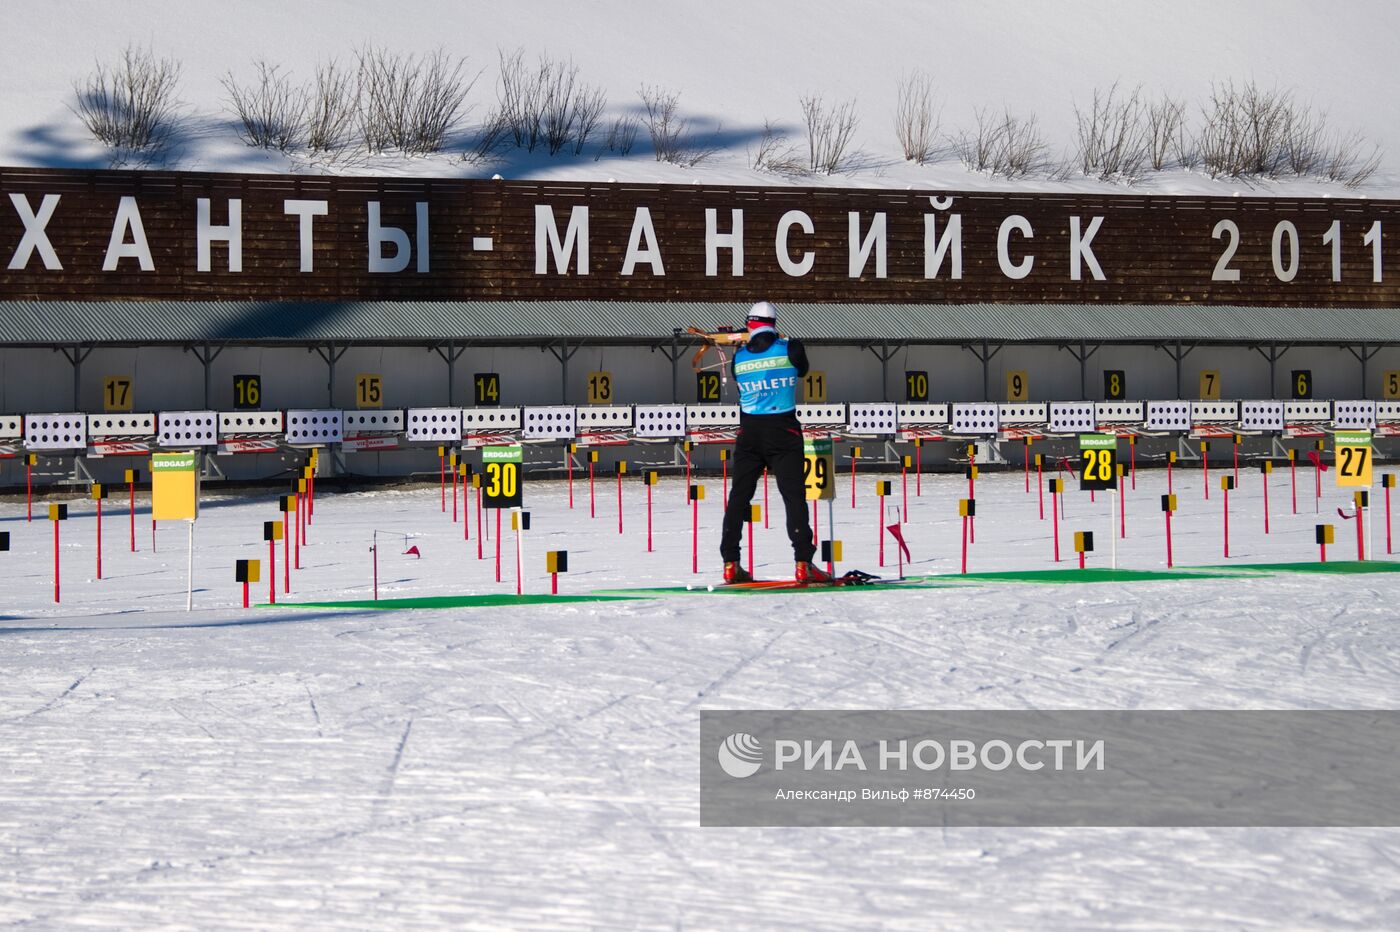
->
[5, 1, 1400, 197]
[3, 466, 1399, 928]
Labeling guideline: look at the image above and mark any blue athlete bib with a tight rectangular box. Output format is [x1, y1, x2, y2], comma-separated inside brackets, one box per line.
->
[734, 337, 799, 415]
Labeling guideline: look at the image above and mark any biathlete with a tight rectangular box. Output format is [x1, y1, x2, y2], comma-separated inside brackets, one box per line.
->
[720, 301, 832, 584]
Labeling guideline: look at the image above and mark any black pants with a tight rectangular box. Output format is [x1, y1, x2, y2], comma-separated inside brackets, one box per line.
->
[720, 413, 815, 564]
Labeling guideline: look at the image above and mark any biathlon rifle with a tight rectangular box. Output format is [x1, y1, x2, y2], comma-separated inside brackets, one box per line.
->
[684, 324, 784, 384]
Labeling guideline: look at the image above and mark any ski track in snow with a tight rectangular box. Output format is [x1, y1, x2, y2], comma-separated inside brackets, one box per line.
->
[1, 470, 1399, 928]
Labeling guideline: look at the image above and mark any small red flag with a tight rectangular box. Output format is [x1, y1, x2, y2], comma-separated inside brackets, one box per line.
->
[885, 522, 912, 562]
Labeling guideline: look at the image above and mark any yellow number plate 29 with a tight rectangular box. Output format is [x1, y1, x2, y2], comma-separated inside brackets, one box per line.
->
[803, 438, 835, 501]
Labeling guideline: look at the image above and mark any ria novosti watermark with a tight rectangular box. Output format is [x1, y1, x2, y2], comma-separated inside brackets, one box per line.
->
[700, 711, 1400, 827]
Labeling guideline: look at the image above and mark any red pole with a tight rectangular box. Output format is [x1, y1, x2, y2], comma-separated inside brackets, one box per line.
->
[1357, 504, 1366, 562]
[589, 460, 596, 518]
[269, 538, 276, 605]
[477, 488, 484, 561]
[1037, 458, 1044, 519]
[968, 463, 976, 545]
[243, 580, 249, 609]
[283, 507, 290, 593]
[96, 497, 102, 580]
[1120, 478, 1127, 539]
[617, 471, 623, 534]
[308, 472, 315, 523]
[552, 572, 558, 595]
[1263, 471, 1270, 535]
[452, 466, 459, 523]
[1203, 450, 1210, 501]
[1079, 550, 1086, 570]
[1130, 440, 1137, 490]
[567, 449, 574, 509]
[647, 482, 654, 552]
[691, 496, 699, 574]
[294, 500, 301, 570]
[464, 478, 470, 542]
[1052, 488, 1060, 562]
[1377, 478, 1388, 551]
[495, 510, 502, 582]
[877, 502, 885, 567]
[747, 514, 754, 578]
[1291, 455, 1298, 514]
[763, 470, 770, 528]
[440, 451, 446, 512]
[152, 519, 156, 553]
[1320, 540, 1327, 563]
[1223, 484, 1230, 558]
[961, 515, 968, 574]
[129, 477, 136, 552]
[515, 522, 522, 596]
[1165, 510, 1173, 568]
[916, 441, 922, 496]
[1315, 456, 1321, 513]
[902, 460, 908, 519]
[1024, 442, 1030, 493]
[53, 520, 60, 603]
[850, 452, 857, 508]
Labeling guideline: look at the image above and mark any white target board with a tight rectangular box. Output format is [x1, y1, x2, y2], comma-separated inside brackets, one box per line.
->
[1049, 402, 1096, 434]
[24, 414, 87, 450]
[405, 408, 463, 443]
[1333, 401, 1377, 429]
[158, 411, 218, 447]
[1375, 401, 1400, 422]
[796, 404, 847, 426]
[1240, 401, 1284, 431]
[847, 403, 898, 435]
[1146, 401, 1191, 432]
[1192, 401, 1241, 424]
[461, 407, 521, 431]
[895, 404, 949, 425]
[951, 403, 999, 435]
[87, 413, 156, 437]
[577, 406, 635, 430]
[999, 403, 1047, 426]
[0, 415, 21, 439]
[286, 409, 344, 445]
[1095, 401, 1146, 425]
[522, 406, 577, 440]
[342, 410, 404, 433]
[633, 404, 687, 438]
[683, 405, 740, 427]
[1284, 401, 1332, 423]
[220, 411, 285, 435]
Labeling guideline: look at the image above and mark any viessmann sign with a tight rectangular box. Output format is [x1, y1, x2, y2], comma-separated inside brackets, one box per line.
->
[1, 166, 1397, 305]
